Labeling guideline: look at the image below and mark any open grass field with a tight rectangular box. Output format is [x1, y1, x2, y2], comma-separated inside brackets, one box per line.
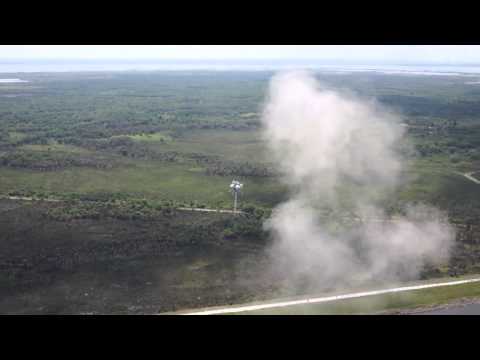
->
[158, 129, 267, 162]
[1, 147, 477, 212]
[0, 160, 287, 207]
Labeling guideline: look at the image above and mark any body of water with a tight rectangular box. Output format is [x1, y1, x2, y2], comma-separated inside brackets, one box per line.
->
[1, 60, 480, 76]
[0, 78, 29, 83]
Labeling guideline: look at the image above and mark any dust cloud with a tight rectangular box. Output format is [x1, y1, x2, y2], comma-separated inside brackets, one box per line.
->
[260, 71, 454, 292]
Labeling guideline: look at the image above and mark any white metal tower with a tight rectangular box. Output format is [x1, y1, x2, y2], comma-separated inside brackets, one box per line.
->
[229, 180, 243, 214]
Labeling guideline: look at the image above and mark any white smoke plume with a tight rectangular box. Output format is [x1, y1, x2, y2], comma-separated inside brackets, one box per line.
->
[261, 71, 454, 291]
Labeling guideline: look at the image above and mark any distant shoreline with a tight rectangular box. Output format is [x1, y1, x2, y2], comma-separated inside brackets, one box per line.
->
[2, 62, 480, 75]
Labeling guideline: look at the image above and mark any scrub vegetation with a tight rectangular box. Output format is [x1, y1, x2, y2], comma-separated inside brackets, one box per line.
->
[1, 71, 480, 313]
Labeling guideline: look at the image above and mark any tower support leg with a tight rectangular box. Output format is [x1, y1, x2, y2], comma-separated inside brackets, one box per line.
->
[234, 191, 237, 214]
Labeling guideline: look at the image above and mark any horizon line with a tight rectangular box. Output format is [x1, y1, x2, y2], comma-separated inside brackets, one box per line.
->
[1, 58, 480, 66]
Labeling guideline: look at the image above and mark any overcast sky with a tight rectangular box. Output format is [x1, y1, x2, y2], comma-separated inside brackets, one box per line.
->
[1, 45, 480, 64]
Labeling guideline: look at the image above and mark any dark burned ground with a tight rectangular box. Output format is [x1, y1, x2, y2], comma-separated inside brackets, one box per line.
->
[0, 199, 277, 314]
[2, 198, 480, 314]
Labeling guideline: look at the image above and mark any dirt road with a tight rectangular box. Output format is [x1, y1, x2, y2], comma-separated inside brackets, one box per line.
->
[462, 172, 480, 184]
[180, 277, 480, 315]
[177, 207, 244, 214]
[0, 195, 61, 202]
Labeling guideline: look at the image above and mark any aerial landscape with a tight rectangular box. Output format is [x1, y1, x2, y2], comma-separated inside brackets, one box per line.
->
[1, 45, 480, 315]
